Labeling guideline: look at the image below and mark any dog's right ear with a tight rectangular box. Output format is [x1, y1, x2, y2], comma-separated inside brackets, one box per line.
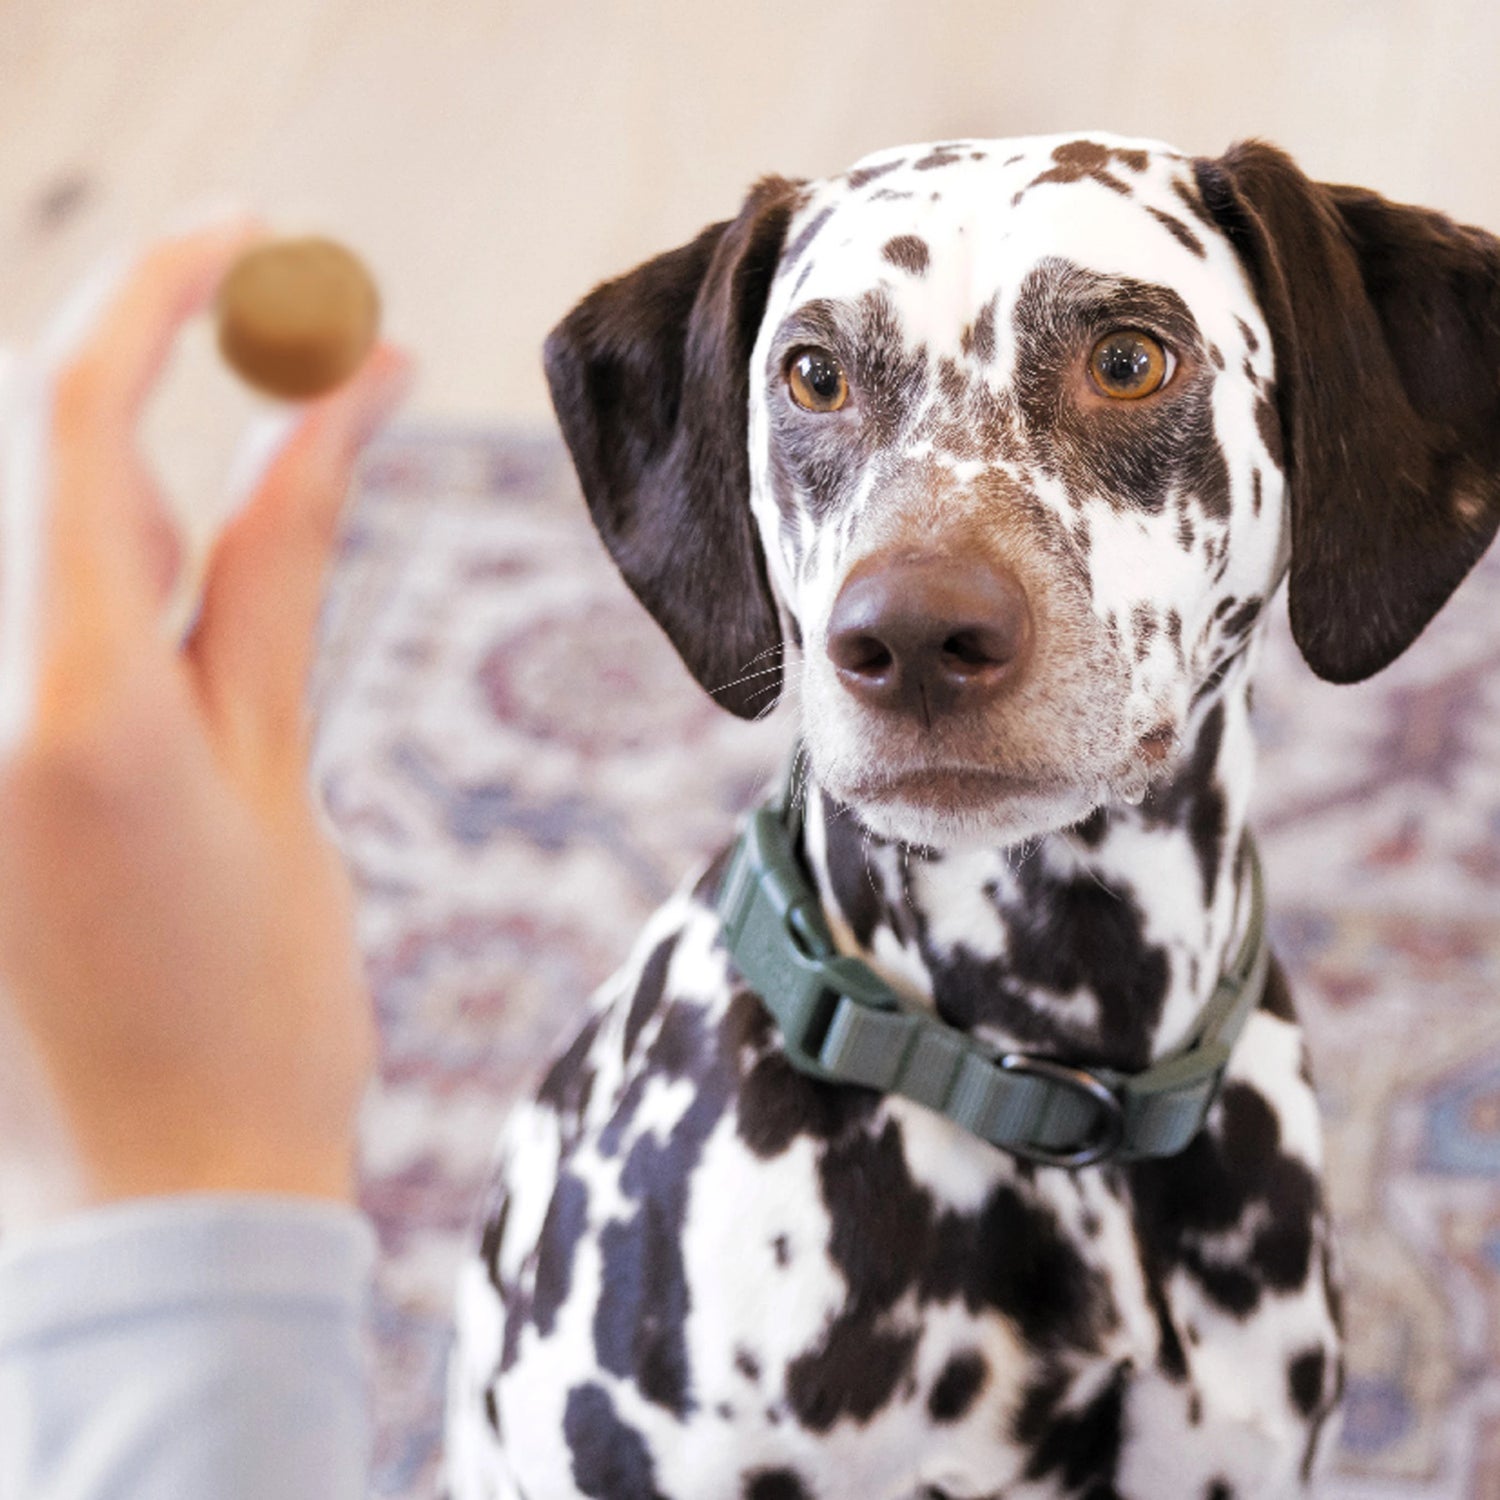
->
[543, 176, 805, 719]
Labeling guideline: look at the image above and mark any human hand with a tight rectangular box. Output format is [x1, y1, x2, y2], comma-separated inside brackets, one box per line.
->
[0, 214, 413, 1209]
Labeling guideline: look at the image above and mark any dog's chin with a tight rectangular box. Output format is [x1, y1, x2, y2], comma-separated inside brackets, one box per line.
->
[831, 767, 1108, 853]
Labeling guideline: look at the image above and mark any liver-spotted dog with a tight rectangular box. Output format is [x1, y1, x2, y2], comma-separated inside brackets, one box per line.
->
[446, 134, 1500, 1498]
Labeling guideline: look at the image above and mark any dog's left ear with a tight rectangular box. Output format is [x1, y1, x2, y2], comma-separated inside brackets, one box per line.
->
[1195, 141, 1500, 682]
[543, 176, 805, 718]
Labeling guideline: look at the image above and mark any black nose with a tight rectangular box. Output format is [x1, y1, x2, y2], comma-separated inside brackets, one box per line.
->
[826, 553, 1031, 723]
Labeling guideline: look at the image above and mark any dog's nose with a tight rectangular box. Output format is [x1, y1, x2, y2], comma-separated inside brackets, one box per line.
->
[826, 554, 1031, 722]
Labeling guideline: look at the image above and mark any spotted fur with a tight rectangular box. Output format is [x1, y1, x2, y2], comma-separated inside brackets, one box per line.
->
[447, 132, 1500, 1497]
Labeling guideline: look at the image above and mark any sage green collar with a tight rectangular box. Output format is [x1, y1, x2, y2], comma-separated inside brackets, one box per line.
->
[716, 760, 1270, 1168]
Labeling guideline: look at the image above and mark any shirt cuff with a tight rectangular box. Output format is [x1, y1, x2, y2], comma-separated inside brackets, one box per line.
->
[0, 1194, 378, 1500]
[0, 1193, 376, 1350]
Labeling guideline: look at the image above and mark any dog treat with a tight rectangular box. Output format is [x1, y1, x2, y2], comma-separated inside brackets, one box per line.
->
[215, 236, 379, 399]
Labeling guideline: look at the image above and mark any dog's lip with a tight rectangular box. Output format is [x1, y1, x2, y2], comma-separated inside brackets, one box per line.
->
[843, 765, 1063, 805]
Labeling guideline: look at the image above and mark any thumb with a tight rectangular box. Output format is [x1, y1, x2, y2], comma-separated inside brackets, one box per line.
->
[186, 342, 413, 761]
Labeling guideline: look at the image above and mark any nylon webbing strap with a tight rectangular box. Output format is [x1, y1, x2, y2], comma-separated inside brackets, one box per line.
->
[717, 791, 1269, 1168]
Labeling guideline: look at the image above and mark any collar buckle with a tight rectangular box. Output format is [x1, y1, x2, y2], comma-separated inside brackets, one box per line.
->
[995, 1055, 1127, 1168]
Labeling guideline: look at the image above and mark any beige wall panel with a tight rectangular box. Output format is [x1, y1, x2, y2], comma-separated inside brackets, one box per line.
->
[2, 0, 1498, 427]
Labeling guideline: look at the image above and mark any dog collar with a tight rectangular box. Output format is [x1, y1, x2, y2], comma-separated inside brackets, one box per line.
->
[716, 757, 1270, 1169]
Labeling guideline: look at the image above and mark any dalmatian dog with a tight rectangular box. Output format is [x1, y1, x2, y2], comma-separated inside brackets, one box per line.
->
[445, 134, 1500, 1498]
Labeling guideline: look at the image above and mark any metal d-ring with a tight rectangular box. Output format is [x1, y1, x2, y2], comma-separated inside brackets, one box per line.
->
[996, 1053, 1127, 1168]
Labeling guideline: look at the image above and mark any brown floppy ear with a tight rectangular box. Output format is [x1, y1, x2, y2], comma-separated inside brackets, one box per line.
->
[1194, 142, 1500, 682]
[543, 176, 804, 718]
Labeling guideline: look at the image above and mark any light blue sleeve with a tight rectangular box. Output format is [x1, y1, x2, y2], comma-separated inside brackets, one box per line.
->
[0, 1194, 377, 1500]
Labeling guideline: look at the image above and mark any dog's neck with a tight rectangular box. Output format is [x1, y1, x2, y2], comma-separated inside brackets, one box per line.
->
[800, 666, 1259, 1076]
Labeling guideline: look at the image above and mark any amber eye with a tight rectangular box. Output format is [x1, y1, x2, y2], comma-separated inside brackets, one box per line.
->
[787, 348, 849, 412]
[1088, 330, 1171, 400]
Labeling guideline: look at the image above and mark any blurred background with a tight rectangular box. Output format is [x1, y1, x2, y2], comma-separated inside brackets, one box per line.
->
[6, 3, 1500, 1496]
[5, 0, 1500, 426]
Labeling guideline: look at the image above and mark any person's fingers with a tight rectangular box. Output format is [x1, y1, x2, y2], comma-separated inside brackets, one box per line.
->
[23, 217, 271, 715]
[186, 341, 414, 761]
[45, 215, 268, 427]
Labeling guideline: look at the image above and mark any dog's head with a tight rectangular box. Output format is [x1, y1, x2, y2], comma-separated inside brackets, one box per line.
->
[545, 135, 1500, 847]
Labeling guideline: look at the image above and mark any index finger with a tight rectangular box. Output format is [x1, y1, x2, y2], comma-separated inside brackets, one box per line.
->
[47, 214, 270, 431]
[4, 218, 269, 746]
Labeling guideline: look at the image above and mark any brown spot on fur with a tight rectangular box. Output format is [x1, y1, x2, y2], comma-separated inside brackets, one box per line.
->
[882, 234, 930, 275]
[1235, 316, 1260, 353]
[846, 160, 904, 190]
[1219, 595, 1264, 638]
[915, 148, 963, 171]
[928, 1350, 989, 1423]
[780, 205, 834, 279]
[1132, 602, 1159, 660]
[1255, 388, 1284, 469]
[937, 355, 966, 404]
[1018, 141, 1141, 206]
[970, 293, 999, 363]
[1176, 499, 1196, 552]
[1147, 206, 1207, 258]
[1171, 176, 1216, 230]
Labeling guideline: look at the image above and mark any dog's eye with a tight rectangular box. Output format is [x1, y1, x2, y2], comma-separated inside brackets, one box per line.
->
[1088, 331, 1172, 400]
[787, 348, 849, 412]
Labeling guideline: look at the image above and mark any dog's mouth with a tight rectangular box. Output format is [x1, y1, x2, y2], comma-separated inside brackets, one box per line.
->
[844, 765, 1067, 809]
[832, 763, 1103, 848]
[826, 743, 1159, 848]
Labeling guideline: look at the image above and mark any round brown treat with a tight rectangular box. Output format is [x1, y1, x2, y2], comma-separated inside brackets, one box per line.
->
[216, 236, 379, 400]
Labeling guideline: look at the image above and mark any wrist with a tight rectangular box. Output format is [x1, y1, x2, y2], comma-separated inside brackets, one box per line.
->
[60, 1102, 359, 1209]
[22, 1042, 367, 1212]
[83, 1146, 358, 1206]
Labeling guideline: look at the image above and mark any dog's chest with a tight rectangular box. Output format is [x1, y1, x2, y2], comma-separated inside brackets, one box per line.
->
[465, 887, 1336, 1499]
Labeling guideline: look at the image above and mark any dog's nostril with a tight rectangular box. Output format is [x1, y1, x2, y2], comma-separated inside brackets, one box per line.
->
[942, 629, 1004, 669]
[830, 632, 893, 677]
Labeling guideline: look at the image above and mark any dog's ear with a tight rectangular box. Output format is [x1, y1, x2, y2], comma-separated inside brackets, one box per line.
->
[1194, 141, 1500, 682]
[543, 176, 804, 718]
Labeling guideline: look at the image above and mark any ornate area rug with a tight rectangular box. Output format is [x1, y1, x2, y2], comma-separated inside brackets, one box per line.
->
[315, 426, 1500, 1498]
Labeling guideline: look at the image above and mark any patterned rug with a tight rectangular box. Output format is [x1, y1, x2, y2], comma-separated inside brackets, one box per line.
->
[316, 425, 1500, 1499]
